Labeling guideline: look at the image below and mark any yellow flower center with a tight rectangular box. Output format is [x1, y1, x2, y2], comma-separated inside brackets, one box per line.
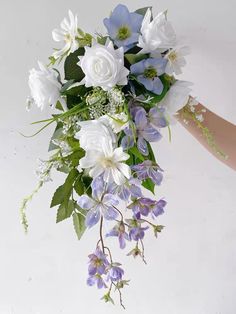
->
[117, 26, 131, 40]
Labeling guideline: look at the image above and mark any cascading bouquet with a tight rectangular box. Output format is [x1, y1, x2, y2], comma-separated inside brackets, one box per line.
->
[20, 4, 206, 307]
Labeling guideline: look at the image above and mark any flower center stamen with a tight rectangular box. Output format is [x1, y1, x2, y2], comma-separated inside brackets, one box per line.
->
[144, 67, 157, 79]
[117, 26, 131, 40]
[168, 51, 178, 62]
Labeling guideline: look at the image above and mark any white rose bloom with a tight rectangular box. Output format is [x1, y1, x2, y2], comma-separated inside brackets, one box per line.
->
[138, 9, 177, 54]
[77, 39, 129, 91]
[165, 46, 190, 75]
[52, 10, 79, 59]
[28, 62, 62, 110]
[158, 80, 192, 124]
[79, 138, 131, 185]
[75, 118, 116, 151]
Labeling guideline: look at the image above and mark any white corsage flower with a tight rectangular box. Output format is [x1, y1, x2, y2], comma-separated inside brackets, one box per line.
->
[79, 138, 131, 185]
[28, 62, 62, 110]
[75, 118, 116, 152]
[52, 10, 79, 59]
[165, 46, 190, 75]
[77, 39, 129, 91]
[102, 113, 129, 133]
[158, 80, 192, 123]
[138, 9, 176, 54]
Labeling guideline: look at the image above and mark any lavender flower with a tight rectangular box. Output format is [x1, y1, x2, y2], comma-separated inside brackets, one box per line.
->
[130, 58, 167, 95]
[132, 160, 163, 185]
[152, 199, 167, 217]
[77, 177, 119, 228]
[103, 4, 143, 51]
[88, 246, 110, 276]
[106, 221, 130, 249]
[107, 263, 124, 282]
[149, 107, 168, 128]
[108, 178, 142, 202]
[128, 197, 166, 218]
[129, 225, 149, 241]
[122, 107, 162, 156]
[87, 274, 107, 289]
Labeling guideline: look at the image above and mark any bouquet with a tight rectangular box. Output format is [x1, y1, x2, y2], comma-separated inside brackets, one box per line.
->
[20, 4, 206, 307]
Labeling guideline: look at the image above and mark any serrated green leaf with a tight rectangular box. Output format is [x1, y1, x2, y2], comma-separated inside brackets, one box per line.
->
[56, 200, 74, 223]
[74, 176, 84, 196]
[64, 48, 85, 81]
[50, 169, 79, 207]
[142, 178, 155, 194]
[129, 146, 145, 162]
[73, 212, 86, 240]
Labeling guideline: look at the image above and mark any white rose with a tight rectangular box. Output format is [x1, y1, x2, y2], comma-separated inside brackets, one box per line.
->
[138, 9, 177, 54]
[77, 39, 129, 91]
[28, 62, 61, 110]
[75, 118, 116, 151]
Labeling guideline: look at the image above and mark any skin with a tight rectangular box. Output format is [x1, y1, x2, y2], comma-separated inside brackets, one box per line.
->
[176, 101, 236, 171]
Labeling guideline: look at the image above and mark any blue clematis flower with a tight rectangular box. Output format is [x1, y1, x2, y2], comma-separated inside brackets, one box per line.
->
[130, 58, 167, 95]
[103, 4, 143, 51]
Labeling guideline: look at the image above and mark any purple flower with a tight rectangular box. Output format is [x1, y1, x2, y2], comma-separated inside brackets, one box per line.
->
[87, 274, 107, 289]
[149, 107, 168, 128]
[103, 4, 143, 51]
[88, 247, 110, 276]
[77, 177, 119, 228]
[108, 178, 142, 202]
[130, 58, 167, 95]
[106, 221, 130, 249]
[129, 225, 149, 241]
[122, 107, 162, 156]
[107, 264, 124, 282]
[152, 199, 167, 217]
[132, 160, 163, 185]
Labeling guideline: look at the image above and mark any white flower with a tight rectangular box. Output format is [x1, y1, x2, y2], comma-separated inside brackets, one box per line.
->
[165, 46, 190, 75]
[75, 118, 116, 151]
[158, 80, 192, 123]
[78, 39, 129, 91]
[138, 9, 176, 54]
[103, 113, 129, 133]
[79, 138, 131, 185]
[52, 10, 79, 59]
[28, 62, 61, 110]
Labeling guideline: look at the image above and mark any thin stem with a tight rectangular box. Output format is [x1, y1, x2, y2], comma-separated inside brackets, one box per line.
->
[99, 217, 105, 253]
[113, 206, 124, 221]
[112, 282, 125, 309]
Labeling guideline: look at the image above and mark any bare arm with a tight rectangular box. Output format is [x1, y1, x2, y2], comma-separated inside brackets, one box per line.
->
[176, 100, 236, 171]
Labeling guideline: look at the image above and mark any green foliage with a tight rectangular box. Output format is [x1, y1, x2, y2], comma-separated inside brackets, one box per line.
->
[135, 6, 152, 16]
[74, 175, 85, 196]
[48, 122, 63, 151]
[64, 48, 85, 81]
[97, 35, 109, 45]
[56, 200, 74, 223]
[125, 53, 147, 65]
[73, 211, 86, 240]
[51, 169, 79, 222]
[142, 178, 155, 194]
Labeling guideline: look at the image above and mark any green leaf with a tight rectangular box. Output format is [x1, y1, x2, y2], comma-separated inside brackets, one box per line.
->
[145, 75, 171, 105]
[56, 200, 74, 223]
[73, 212, 86, 240]
[97, 35, 108, 45]
[62, 85, 87, 97]
[74, 176, 85, 196]
[50, 169, 79, 207]
[48, 123, 63, 151]
[146, 142, 156, 163]
[129, 146, 145, 162]
[125, 53, 147, 65]
[142, 178, 155, 194]
[64, 48, 85, 81]
[135, 7, 152, 16]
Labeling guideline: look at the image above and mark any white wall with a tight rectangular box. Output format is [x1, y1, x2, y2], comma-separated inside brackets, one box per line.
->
[0, 0, 235, 313]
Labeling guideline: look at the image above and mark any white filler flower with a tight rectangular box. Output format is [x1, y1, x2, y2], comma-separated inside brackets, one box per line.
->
[79, 138, 131, 185]
[28, 62, 61, 110]
[165, 46, 190, 75]
[78, 39, 129, 91]
[52, 10, 79, 59]
[138, 9, 176, 54]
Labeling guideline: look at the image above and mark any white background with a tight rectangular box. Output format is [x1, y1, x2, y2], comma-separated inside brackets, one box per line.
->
[0, 0, 236, 313]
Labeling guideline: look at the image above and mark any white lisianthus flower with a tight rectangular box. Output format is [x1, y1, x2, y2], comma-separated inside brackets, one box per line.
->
[138, 9, 176, 54]
[28, 62, 62, 110]
[158, 80, 192, 124]
[102, 112, 129, 133]
[75, 118, 116, 151]
[52, 10, 79, 59]
[77, 39, 129, 91]
[79, 139, 131, 185]
[165, 46, 190, 75]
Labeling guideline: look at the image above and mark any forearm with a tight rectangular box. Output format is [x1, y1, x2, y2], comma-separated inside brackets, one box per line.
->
[176, 99, 236, 171]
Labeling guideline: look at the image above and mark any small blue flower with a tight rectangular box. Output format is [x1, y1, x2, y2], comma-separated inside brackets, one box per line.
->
[103, 4, 143, 51]
[106, 221, 130, 249]
[130, 58, 167, 95]
[88, 246, 110, 276]
[87, 274, 107, 289]
[107, 263, 124, 282]
[132, 160, 163, 185]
